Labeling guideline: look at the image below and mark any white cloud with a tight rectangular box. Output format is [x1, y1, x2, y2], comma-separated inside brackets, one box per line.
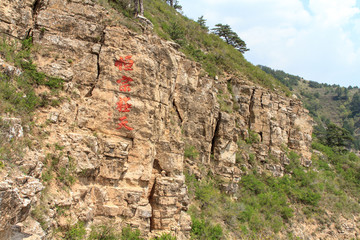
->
[309, 0, 360, 26]
[180, 0, 360, 86]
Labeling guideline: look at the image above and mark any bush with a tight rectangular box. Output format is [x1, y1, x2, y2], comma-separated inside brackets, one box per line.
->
[121, 226, 144, 240]
[194, 180, 219, 204]
[63, 222, 86, 240]
[31, 204, 49, 230]
[245, 130, 259, 144]
[184, 145, 199, 160]
[89, 224, 120, 240]
[295, 189, 321, 206]
[153, 233, 177, 240]
[217, 94, 232, 113]
[191, 217, 223, 240]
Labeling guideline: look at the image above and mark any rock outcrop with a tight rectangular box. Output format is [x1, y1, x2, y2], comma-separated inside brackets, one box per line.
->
[0, 175, 44, 239]
[0, 0, 314, 239]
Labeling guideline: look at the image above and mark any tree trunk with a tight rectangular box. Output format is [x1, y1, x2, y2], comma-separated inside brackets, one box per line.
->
[134, 0, 138, 16]
[134, 0, 143, 17]
[170, 0, 174, 7]
[139, 0, 144, 16]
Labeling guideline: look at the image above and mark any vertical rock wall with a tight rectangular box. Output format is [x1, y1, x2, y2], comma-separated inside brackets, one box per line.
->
[0, 0, 313, 238]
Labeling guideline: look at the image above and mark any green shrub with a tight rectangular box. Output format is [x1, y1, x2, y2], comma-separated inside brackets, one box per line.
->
[248, 153, 255, 165]
[295, 188, 321, 206]
[191, 217, 223, 240]
[0, 36, 63, 116]
[235, 152, 243, 163]
[57, 166, 76, 186]
[152, 233, 177, 240]
[121, 226, 144, 240]
[184, 145, 199, 160]
[63, 222, 86, 240]
[217, 94, 232, 113]
[245, 130, 259, 144]
[194, 180, 219, 204]
[31, 204, 49, 230]
[168, 21, 185, 45]
[89, 224, 120, 240]
[41, 169, 53, 183]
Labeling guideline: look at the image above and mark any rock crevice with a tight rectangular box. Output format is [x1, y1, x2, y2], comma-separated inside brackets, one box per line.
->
[0, 0, 314, 239]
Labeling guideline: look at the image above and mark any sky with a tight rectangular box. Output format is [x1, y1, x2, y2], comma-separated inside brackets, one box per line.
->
[179, 0, 360, 87]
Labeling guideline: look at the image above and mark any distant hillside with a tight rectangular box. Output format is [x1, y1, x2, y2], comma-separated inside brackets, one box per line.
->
[258, 65, 301, 90]
[260, 65, 360, 150]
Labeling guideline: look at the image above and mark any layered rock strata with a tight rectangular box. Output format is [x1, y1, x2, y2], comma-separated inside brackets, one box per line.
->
[0, 0, 313, 238]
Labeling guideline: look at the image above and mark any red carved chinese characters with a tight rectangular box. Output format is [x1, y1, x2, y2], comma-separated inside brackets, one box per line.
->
[114, 56, 134, 71]
[116, 76, 133, 92]
[116, 97, 132, 112]
[114, 55, 135, 131]
[117, 116, 133, 131]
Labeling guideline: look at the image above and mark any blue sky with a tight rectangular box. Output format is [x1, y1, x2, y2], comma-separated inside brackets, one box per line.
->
[179, 0, 360, 87]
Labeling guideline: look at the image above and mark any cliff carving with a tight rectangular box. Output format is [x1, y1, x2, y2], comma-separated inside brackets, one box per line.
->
[0, 0, 313, 239]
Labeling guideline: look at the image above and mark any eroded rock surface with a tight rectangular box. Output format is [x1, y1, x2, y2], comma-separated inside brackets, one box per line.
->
[0, 0, 318, 239]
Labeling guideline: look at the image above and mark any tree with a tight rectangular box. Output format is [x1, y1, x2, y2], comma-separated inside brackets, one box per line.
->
[212, 24, 249, 53]
[165, 0, 181, 10]
[197, 16, 208, 31]
[350, 91, 360, 116]
[166, 0, 174, 7]
[169, 21, 185, 45]
[133, 0, 144, 17]
[333, 86, 349, 100]
[308, 80, 322, 88]
[325, 123, 353, 149]
[174, 0, 182, 10]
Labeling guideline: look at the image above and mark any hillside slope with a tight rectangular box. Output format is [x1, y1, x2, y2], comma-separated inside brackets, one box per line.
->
[260, 65, 360, 150]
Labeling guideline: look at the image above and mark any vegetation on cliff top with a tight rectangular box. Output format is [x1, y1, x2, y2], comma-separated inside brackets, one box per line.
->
[104, 0, 290, 95]
[146, 0, 290, 94]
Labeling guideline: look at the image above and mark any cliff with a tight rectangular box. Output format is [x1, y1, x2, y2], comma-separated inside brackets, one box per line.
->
[0, 0, 317, 239]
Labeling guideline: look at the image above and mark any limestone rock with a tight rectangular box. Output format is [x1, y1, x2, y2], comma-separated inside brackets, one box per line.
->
[0, 176, 44, 238]
[0, 117, 24, 140]
[0, 0, 319, 238]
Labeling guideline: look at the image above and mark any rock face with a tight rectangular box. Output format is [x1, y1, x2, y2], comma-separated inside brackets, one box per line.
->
[0, 0, 314, 239]
[211, 78, 313, 180]
[0, 176, 44, 240]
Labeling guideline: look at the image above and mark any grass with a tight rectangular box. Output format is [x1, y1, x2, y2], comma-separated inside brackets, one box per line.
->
[0, 35, 71, 190]
[184, 144, 199, 160]
[0, 35, 65, 164]
[42, 148, 77, 187]
[63, 221, 86, 240]
[100, 0, 291, 95]
[2, 1, 358, 239]
[31, 203, 50, 230]
[89, 223, 120, 240]
[216, 93, 233, 113]
[185, 146, 360, 238]
[245, 129, 260, 144]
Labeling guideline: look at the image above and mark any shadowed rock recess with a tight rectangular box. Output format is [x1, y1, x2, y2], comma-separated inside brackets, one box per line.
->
[0, 0, 314, 239]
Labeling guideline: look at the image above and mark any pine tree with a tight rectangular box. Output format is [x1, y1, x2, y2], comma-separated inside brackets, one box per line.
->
[350, 91, 360, 116]
[197, 16, 208, 31]
[212, 24, 249, 53]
